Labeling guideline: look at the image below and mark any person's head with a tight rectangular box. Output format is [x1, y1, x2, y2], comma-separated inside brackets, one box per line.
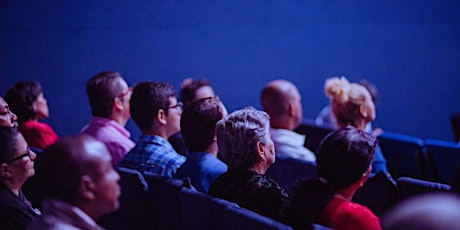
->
[181, 97, 227, 153]
[286, 126, 376, 229]
[5, 81, 48, 122]
[130, 81, 182, 138]
[325, 76, 375, 129]
[0, 126, 36, 187]
[216, 107, 274, 173]
[382, 193, 460, 230]
[316, 125, 376, 189]
[86, 71, 131, 123]
[180, 78, 215, 107]
[0, 97, 18, 127]
[260, 79, 303, 130]
[39, 134, 120, 220]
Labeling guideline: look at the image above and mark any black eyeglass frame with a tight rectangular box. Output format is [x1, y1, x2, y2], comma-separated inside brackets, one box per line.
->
[1, 148, 32, 164]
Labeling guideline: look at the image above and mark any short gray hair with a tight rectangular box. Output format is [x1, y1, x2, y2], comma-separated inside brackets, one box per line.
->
[216, 107, 270, 170]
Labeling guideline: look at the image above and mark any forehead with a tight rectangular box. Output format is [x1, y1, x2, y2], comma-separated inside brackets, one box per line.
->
[0, 98, 7, 109]
[195, 86, 215, 100]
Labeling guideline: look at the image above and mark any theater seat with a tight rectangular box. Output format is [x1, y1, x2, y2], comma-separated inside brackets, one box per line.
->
[396, 177, 451, 201]
[222, 205, 293, 230]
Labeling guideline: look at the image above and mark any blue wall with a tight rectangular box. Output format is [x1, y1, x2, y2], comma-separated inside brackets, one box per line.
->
[1, 1, 459, 141]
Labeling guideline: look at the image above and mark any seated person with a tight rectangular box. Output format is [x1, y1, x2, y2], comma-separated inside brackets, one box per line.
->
[169, 78, 216, 155]
[208, 107, 289, 222]
[0, 96, 18, 127]
[118, 82, 186, 178]
[80, 71, 135, 165]
[5, 81, 58, 149]
[260, 80, 316, 162]
[175, 97, 228, 193]
[286, 126, 381, 230]
[324, 76, 388, 176]
[0, 126, 40, 229]
[27, 135, 120, 229]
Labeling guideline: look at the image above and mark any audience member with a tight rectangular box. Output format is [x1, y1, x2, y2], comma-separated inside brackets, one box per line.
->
[381, 193, 460, 230]
[27, 134, 120, 230]
[0, 96, 18, 127]
[317, 79, 383, 136]
[118, 82, 186, 178]
[0, 126, 40, 230]
[80, 71, 135, 165]
[208, 107, 289, 222]
[175, 97, 228, 193]
[169, 78, 216, 155]
[5, 81, 58, 149]
[286, 126, 381, 230]
[260, 79, 316, 162]
[324, 76, 388, 176]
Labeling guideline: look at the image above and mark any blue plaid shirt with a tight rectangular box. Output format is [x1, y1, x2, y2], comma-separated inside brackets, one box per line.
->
[118, 135, 186, 178]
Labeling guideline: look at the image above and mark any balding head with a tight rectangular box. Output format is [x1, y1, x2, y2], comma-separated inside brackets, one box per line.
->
[260, 80, 303, 130]
[40, 134, 120, 220]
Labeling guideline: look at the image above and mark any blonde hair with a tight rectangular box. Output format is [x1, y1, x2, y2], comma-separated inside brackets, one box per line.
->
[324, 76, 369, 128]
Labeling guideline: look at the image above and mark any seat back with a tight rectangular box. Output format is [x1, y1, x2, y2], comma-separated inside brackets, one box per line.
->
[266, 156, 318, 194]
[180, 187, 238, 230]
[99, 167, 155, 230]
[396, 177, 451, 201]
[377, 132, 426, 180]
[222, 205, 293, 230]
[451, 113, 460, 142]
[425, 139, 460, 184]
[144, 172, 186, 230]
[353, 172, 398, 217]
[294, 118, 333, 154]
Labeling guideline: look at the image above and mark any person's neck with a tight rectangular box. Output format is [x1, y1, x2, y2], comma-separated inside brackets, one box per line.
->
[2, 180, 21, 197]
[270, 118, 295, 131]
[333, 187, 355, 201]
[203, 142, 219, 157]
[109, 113, 128, 127]
[142, 128, 169, 140]
[249, 163, 268, 175]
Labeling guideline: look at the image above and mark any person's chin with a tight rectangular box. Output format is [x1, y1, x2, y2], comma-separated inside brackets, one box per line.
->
[11, 122, 18, 128]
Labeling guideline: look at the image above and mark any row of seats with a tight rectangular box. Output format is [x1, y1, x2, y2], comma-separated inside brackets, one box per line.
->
[295, 118, 460, 184]
[98, 167, 293, 230]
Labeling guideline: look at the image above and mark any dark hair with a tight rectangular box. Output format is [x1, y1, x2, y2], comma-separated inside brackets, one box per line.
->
[38, 134, 101, 202]
[180, 79, 211, 106]
[86, 71, 125, 118]
[286, 126, 376, 229]
[130, 81, 176, 131]
[5, 81, 42, 121]
[181, 97, 225, 152]
[0, 126, 21, 163]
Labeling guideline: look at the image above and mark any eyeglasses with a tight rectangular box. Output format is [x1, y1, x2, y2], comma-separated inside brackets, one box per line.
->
[2, 148, 32, 164]
[163, 102, 184, 111]
[116, 87, 133, 99]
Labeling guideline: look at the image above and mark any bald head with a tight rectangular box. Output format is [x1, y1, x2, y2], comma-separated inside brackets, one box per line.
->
[260, 80, 303, 130]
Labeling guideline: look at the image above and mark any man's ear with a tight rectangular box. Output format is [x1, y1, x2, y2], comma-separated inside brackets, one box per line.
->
[79, 175, 96, 201]
[0, 163, 11, 178]
[255, 142, 267, 162]
[157, 109, 167, 125]
[113, 97, 124, 111]
[359, 104, 368, 118]
[287, 103, 295, 117]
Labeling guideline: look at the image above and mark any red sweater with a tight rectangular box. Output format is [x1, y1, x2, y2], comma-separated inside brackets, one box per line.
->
[19, 120, 59, 149]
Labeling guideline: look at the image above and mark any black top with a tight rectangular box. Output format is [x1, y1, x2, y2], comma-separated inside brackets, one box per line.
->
[0, 182, 40, 230]
[208, 170, 289, 222]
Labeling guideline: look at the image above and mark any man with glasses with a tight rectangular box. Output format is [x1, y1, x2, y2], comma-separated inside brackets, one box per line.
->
[81, 71, 135, 166]
[0, 126, 40, 229]
[118, 81, 186, 178]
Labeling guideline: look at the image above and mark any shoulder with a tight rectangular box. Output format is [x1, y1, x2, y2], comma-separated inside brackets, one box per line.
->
[335, 201, 381, 229]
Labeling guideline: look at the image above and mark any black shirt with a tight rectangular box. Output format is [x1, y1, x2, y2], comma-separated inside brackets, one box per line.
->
[0, 182, 40, 230]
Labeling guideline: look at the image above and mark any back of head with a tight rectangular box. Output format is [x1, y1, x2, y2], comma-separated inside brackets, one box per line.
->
[286, 126, 376, 229]
[5, 81, 42, 121]
[181, 97, 227, 152]
[317, 125, 376, 188]
[130, 81, 176, 131]
[0, 126, 21, 164]
[382, 193, 460, 230]
[215, 107, 270, 170]
[324, 76, 370, 128]
[39, 134, 101, 202]
[260, 79, 295, 117]
[86, 71, 125, 118]
[180, 78, 213, 106]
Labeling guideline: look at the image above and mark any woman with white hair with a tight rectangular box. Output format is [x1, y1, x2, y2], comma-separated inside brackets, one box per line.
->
[208, 107, 289, 222]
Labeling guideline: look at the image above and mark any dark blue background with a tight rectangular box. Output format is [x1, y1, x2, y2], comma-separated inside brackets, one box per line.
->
[1, 1, 459, 142]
